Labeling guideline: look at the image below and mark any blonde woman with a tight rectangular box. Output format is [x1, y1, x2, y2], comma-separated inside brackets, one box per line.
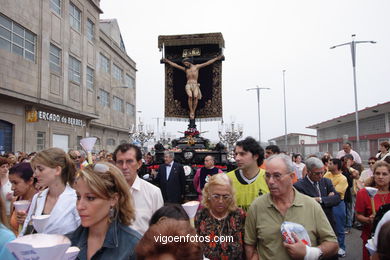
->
[20, 148, 80, 235]
[195, 174, 245, 260]
[67, 162, 140, 260]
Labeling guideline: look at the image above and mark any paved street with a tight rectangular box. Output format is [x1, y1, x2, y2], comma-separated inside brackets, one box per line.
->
[345, 228, 363, 260]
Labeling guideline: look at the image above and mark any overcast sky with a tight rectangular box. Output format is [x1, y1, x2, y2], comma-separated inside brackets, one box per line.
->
[100, 0, 390, 143]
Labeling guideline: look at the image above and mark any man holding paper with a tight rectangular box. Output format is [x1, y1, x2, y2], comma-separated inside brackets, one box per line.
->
[244, 154, 338, 260]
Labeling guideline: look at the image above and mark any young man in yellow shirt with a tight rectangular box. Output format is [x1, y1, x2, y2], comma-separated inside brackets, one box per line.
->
[226, 137, 269, 211]
[324, 158, 348, 257]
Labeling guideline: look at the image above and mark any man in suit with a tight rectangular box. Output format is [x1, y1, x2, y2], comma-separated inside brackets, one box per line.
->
[294, 157, 340, 232]
[155, 151, 186, 203]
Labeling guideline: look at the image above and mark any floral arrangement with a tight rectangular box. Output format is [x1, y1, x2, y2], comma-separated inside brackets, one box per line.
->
[184, 128, 200, 137]
[147, 165, 160, 170]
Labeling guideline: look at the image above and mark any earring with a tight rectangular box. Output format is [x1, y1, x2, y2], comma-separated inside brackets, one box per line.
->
[109, 207, 115, 218]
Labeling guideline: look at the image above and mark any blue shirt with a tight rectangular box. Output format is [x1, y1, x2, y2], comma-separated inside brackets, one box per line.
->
[0, 224, 16, 260]
[66, 220, 141, 260]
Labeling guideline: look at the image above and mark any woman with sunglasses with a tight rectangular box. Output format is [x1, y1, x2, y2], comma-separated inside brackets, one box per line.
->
[20, 148, 80, 236]
[195, 174, 245, 260]
[355, 161, 390, 260]
[67, 162, 140, 260]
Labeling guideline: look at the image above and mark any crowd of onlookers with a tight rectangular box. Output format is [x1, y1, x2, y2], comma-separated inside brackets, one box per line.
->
[0, 140, 389, 260]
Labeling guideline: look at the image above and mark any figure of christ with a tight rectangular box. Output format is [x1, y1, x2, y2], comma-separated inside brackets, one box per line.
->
[163, 55, 224, 119]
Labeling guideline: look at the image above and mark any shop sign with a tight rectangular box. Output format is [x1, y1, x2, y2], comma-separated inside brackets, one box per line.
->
[36, 110, 86, 127]
[26, 110, 38, 122]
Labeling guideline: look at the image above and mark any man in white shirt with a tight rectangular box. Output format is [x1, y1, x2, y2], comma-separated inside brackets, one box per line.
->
[113, 144, 164, 235]
[336, 142, 362, 164]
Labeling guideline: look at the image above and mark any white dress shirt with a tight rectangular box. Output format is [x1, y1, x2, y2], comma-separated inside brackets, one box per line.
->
[166, 162, 173, 180]
[336, 149, 362, 164]
[20, 184, 80, 236]
[130, 176, 164, 235]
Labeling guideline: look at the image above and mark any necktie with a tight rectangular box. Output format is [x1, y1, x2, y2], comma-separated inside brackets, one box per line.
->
[314, 182, 321, 197]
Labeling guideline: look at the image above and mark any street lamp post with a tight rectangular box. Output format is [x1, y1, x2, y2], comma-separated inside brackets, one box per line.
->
[282, 70, 288, 152]
[152, 117, 164, 140]
[247, 86, 270, 143]
[330, 34, 376, 153]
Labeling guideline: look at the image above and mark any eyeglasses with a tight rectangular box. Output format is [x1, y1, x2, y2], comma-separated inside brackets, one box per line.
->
[311, 171, 324, 175]
[265, 172, 290, 181]
[368, 162, 376, 165]
[210, 194, 232, 201]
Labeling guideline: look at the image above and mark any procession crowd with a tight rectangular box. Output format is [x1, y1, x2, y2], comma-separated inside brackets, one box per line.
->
[0, 139, 390, 260]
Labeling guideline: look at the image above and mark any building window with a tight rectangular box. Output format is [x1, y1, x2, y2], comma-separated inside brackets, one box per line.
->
[76, 136, 82, 150]
[99, 89, 109, 107]
[100, 53, 109, 73]
[107, 138, 116, 146]
[86, 66, 94, 90]
[119, 34, 126, 52]
[69, 3, 81, 32]
[86, 19, 94, 41]
[49, 44, 61, 73]
[113, 64, 123, 81]
[113, 96, 124, 112]
[0, 13, 36, 62]
[50, 0, 61, 15]
[126, 103, 135, 116]
[125, 74, 135, 89]
[68, 55, 81, 84]
[37, 131, 45, 151]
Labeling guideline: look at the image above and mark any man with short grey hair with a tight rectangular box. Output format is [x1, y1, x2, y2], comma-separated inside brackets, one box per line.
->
[245, 154, 338, 260]
[294, 157, 340, 234]
[155, 150, 186, 203]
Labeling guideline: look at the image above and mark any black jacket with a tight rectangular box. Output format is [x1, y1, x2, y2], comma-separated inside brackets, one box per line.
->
[156, 162, 186, 203]
[294, 176, 341, 231]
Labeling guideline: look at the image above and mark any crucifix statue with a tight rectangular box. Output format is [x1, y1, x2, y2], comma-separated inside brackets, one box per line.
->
[163, 55, 224, 120]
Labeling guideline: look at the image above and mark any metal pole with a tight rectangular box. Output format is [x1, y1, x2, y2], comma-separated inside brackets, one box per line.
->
[283, 70, 288, 152]
[256, 87, 261, 143]
[330, 34, 376, 154]
[351, 39, 360, 152]
[247, 86, 270, 144]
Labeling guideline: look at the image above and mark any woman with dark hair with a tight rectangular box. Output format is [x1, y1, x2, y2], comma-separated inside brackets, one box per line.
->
[292, 153, 307, 179]
[377, 141, 390, 161]
[0, 194, 16, 259]
[20, 148, 80, 236]
[136, 219, 203, 260]
[8, 162, 37, 235]
[356, 161, 390, 260]
[149, 204, 189, 225]
[67, 162, 140, 259]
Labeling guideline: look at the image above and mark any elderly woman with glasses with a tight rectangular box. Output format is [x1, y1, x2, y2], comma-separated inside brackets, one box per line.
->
[194, 174, 245, 260]
[67, 162, 141, 260]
